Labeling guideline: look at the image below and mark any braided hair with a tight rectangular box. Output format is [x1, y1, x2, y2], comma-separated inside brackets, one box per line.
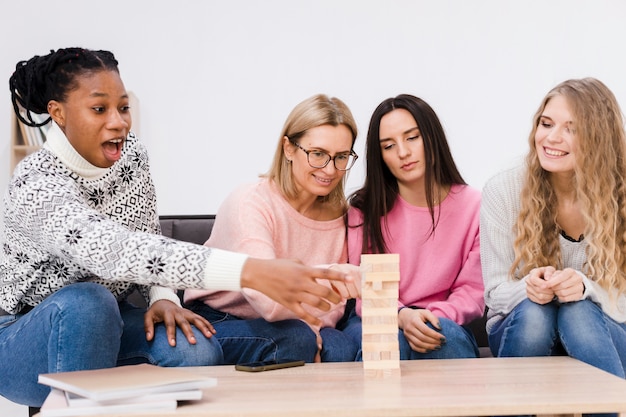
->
[9, 47, 119, 127]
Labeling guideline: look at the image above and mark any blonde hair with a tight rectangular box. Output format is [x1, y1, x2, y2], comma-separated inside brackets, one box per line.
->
[264, 94, 357, 211]
[511, 78, 626, 298]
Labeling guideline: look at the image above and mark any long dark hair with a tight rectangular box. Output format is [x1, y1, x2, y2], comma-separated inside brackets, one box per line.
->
[348, 94, 465, 254]
[9, 47, 119, 127]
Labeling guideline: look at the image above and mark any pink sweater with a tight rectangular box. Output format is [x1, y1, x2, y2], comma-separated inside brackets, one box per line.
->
[184, 179, 347, 329]
[347, 184, 484, 325]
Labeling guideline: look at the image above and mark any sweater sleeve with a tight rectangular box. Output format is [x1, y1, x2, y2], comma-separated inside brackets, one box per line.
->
[480, 168, 529, 331]
[581, 276, 626, 324]
[3, 174, 244, 300]
[425, 224, 485, 325]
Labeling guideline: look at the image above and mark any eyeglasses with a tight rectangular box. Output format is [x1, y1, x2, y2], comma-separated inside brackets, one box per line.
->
[289, 139, 358, 171]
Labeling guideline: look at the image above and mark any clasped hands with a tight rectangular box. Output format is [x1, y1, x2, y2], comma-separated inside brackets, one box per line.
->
[526, 266, 585, 305]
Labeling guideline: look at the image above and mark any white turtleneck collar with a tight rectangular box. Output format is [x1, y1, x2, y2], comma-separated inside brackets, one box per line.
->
[43, 122, 109, 180]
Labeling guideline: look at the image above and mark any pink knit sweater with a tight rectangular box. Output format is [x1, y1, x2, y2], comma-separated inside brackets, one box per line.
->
[184, 179, 348, 329]
[347, 184, 484, 325]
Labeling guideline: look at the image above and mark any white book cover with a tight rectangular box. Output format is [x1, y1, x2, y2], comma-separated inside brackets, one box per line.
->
[38, 363, 217, 402]
[65, 388, 203, 406]
[40, 388, 178, 417]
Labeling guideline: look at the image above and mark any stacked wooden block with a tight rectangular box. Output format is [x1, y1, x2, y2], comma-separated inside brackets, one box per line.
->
[360, 253, 400, 372]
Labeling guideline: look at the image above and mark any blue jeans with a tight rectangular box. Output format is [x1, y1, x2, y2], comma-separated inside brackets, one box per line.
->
[489, 298, 626, 378]
[341, 308, 479, 360]
[0, 283, 223, 407]
[187, 301, 358, 363]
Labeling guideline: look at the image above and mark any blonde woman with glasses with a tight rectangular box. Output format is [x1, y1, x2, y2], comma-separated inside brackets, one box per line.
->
[185, 94, 361, 363]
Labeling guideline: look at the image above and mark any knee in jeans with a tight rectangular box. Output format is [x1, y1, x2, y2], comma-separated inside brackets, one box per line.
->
[558, 300, 610, 346]
[52, 283, 122, 334]
[161, 336, 224, 367]
[319, 328, 359, 362]
[439, 319, 475, 344]
[495, 300, 558, 356]
[56, 283, 118, 314]
[559, 299, 600, 323]
[274, 320, 317, 359]
[513, 300, 557, 334]
[277, 320, 316, 340]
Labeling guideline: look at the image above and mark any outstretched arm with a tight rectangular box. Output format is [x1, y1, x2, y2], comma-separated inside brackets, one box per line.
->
[240, 258, 353, 327]
[145, 259, 354, 344]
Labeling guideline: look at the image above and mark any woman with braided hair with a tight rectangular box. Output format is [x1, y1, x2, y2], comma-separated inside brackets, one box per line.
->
[0, 47, 353, 408]
[481, 78, 626, 378]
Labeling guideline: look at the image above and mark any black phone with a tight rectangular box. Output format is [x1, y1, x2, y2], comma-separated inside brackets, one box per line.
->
[235, 359, 305, 372]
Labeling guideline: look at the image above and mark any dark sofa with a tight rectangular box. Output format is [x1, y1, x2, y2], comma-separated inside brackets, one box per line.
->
[158, 215, 491, 357]
[159, 214, 216, 246]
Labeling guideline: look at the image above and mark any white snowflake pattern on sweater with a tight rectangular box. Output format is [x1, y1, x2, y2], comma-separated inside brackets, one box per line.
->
[0, 129, 211, 314]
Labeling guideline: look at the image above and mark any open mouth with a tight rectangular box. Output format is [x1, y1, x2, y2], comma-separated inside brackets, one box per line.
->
[102, 138, 125, 161]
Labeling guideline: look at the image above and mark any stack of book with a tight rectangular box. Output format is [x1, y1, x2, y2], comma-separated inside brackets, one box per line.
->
[38, 363, 217, 416]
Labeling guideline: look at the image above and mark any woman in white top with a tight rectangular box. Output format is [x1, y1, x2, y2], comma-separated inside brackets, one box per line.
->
[481, 78, 626, 378]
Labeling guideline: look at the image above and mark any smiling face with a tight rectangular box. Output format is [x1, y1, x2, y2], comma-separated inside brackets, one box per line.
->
[535, 94, 577, 175]
[283, 124, 353, 204]
[379, 108, 426, 190]
[47, 70, 131, 168]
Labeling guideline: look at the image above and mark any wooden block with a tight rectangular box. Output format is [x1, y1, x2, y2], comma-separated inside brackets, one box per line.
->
[361, 253, 400, 271]
[361, 306, 397, 317]
[361, 288, 398, 299]
[361, 297, 396, 309]
[362, 271, 400, 283]
[362, 344, 399, 354]
[362, 333, 398, 343]
[360, 253, 400, 372]
[365, 309, 397, 319]
[361, 324, 398, 334]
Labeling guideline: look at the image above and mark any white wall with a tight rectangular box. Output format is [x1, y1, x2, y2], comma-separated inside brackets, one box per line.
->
[1, 0, 626, 215]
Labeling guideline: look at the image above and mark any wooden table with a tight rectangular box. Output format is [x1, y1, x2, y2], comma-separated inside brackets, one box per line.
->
[42, 357, 626, 417]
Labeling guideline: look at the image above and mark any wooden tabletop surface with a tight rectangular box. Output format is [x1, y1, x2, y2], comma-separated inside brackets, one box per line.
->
[40, 357, 626, 417]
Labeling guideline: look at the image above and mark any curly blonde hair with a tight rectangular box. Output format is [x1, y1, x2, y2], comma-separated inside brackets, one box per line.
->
[511, 78, 626, 297]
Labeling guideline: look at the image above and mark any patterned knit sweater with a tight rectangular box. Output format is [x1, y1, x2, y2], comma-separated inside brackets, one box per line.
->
[481, 165, 626, 332]
[0, 123, 246, 314]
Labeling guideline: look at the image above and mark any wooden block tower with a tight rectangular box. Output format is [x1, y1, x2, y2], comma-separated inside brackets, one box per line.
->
[360, 253, 400, 372]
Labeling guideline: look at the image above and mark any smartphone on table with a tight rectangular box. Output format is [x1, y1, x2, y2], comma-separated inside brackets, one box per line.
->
[235, 359, 305, 372]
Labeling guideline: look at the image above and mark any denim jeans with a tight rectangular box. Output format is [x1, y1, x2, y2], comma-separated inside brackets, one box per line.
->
[489, 298, 626, 378]
[187, 301, 358, 363]
[341, 308, 479, 360]
[0, 282, 223, 407]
